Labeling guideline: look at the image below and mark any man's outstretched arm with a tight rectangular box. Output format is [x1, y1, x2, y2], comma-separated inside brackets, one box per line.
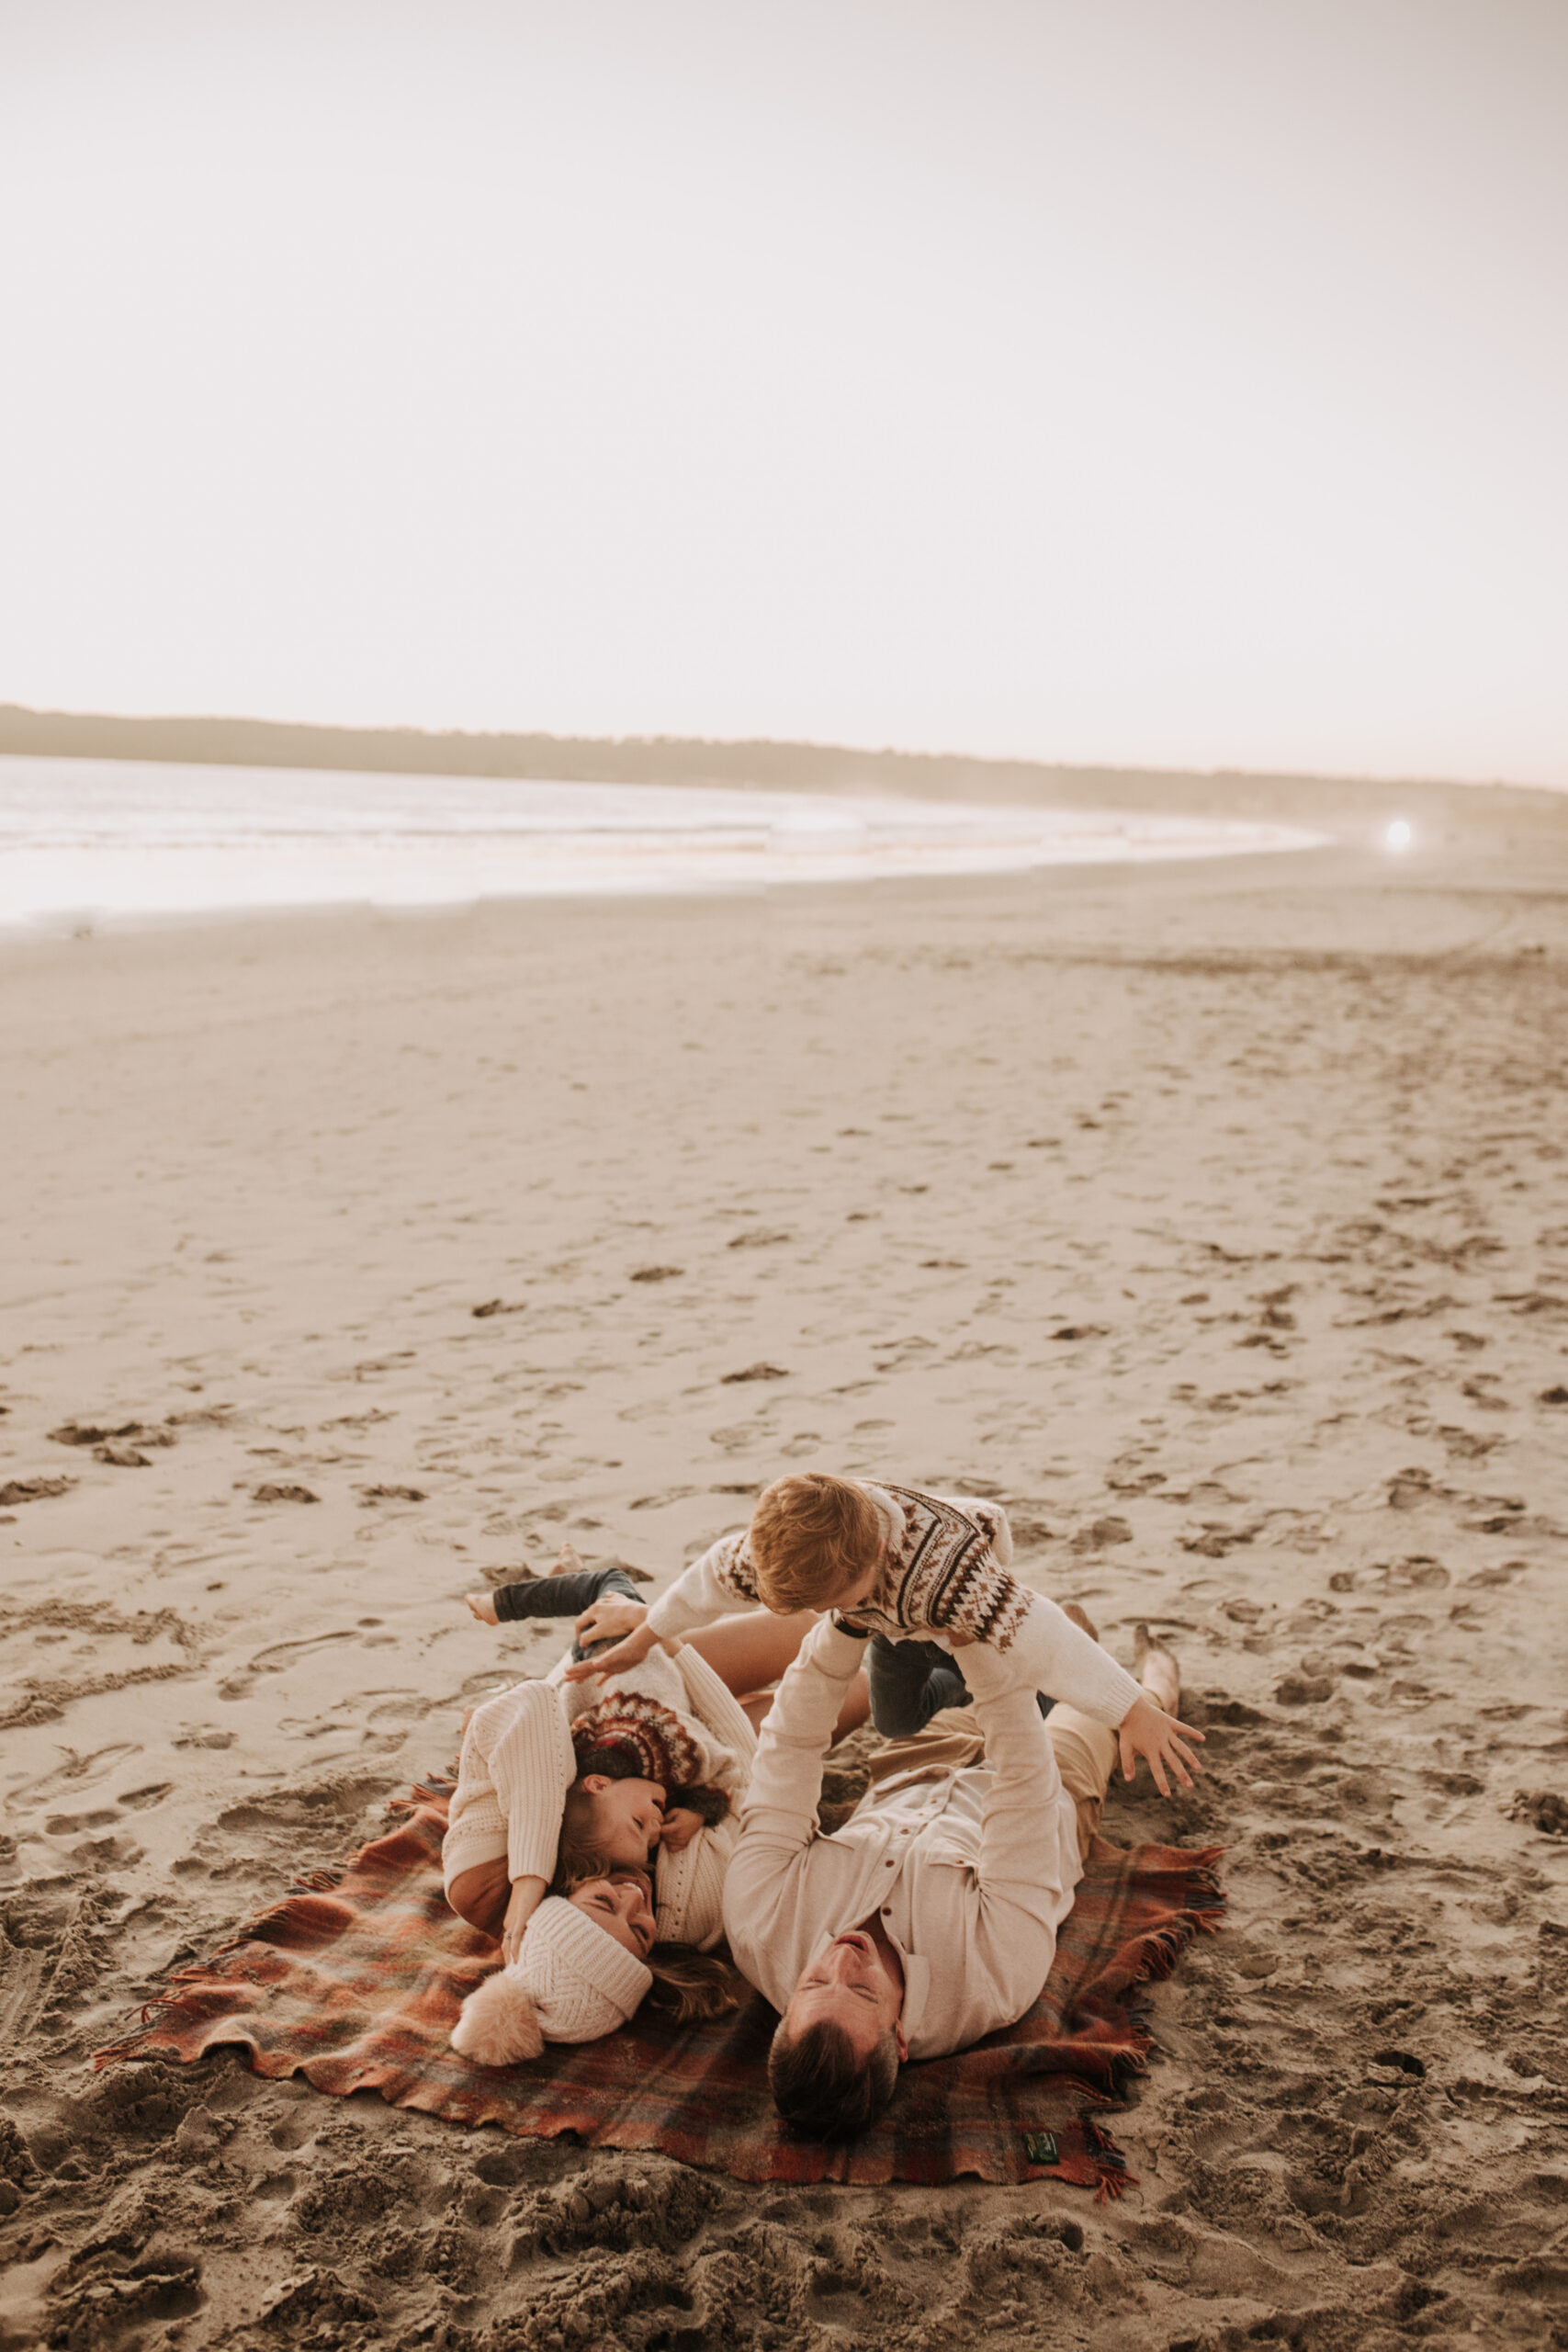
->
[957, 1641, 1077, 1916]
[734, 1617, 866, 1856]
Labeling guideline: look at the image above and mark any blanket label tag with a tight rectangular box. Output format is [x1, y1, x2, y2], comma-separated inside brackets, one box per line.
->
[1023, 2131, 1059, 2166]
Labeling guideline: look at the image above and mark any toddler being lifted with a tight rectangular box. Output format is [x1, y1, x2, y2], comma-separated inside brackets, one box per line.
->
[568, 1475, 1202, 1794]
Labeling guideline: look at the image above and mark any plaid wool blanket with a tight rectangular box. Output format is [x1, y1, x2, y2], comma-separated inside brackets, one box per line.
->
[96, 1779, 1223, 2193]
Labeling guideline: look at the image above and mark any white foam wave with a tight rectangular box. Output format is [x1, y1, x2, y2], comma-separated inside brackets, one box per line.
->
[0, 755, 1325, 929]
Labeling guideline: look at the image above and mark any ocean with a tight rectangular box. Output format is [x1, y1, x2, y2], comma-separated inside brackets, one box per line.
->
[0, 754, 1325, 929]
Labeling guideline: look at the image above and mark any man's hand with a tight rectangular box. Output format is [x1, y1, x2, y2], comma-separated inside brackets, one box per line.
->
[561, 1620, 660, 1685]
[465, 1591, 501, 1626]
[501, 1874, 547, 1965]
[575, 1596, 649, 1650]
[1116, 1694, 1205, 1796]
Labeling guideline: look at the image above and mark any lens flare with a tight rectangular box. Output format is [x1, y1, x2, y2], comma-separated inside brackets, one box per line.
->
[1384, 819, 1413, 851]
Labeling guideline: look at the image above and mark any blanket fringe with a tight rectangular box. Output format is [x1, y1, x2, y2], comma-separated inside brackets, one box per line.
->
[92, 1921, 288, 2065]
[389, 1770, 457, 1818]
[1104, 1861, 1225, 2003]
[1082, 2114, 1136, 2204]
[1020, 1856, 1225, 2096]
[287, 1867, 345, 1895]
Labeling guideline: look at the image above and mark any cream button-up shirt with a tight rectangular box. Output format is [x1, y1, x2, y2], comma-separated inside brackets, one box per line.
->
[722, 1621, 1086, 2059]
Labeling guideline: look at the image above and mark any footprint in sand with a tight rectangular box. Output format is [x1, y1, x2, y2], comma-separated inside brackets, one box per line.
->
[216, 1628, 364, 1701]
[16, 1742, 143, 1801]
[0, 1476, 75, 1506]
[1368, 1558, 1450, 1592]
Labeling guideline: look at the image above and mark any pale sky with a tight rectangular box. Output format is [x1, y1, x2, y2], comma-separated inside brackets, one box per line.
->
[3, 1, 1565, 784]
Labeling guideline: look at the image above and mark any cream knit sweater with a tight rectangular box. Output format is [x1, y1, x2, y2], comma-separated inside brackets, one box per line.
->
[442, 1641, 757, 1951]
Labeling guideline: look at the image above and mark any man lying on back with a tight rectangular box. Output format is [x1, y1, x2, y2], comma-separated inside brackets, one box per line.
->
[720, 1611, 1195, 2137]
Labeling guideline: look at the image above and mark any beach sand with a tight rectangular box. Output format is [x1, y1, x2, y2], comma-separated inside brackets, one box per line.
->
[3, 783, 1567, 2350]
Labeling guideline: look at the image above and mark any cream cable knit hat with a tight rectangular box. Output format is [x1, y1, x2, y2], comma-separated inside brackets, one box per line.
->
[512, 1897, 652, 2041]
[450, 1897, 653, 2067]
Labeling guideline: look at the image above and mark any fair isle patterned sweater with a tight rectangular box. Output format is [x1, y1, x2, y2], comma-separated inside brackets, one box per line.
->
[645, 1481, 1143, 1728]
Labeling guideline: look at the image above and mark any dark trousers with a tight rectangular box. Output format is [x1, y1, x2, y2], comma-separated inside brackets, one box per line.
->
[491, 1565, 643, 1662]
[867, 1632, 1055, 1736]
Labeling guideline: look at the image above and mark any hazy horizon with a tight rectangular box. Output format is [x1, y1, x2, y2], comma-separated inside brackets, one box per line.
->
[11, 698, 1568, 802]
[4, 3, 1566, 786]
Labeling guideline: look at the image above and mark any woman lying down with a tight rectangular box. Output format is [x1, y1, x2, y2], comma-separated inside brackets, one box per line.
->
[441, 1566, 866, 2064]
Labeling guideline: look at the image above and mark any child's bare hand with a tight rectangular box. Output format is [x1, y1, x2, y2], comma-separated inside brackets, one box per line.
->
[575, 1596, 648, 1649]
[1116, 1694, 1205, 1797]
[465, 1591, 500, 1626]
[562, 1622, 660, 1685]
[659, 1806, 704, 1853]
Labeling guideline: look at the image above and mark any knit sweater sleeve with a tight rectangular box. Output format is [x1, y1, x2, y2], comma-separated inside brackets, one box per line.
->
[671, 1643, 759, 1800]
[468, 1679, 577, 1885]
[953, 1634, 1075, 1902]
[999, 1589, 1143, 1725]
[927, 1492, 1013, 1566]
[733, 1617, 865, 1852]
[644, 1530, 761, 1640]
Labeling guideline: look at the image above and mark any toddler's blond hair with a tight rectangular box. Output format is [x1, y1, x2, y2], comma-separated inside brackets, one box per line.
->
[750, 1474, 885, 1613]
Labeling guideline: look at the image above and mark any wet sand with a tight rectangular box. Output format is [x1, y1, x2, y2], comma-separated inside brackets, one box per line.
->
[3, 783, 1567, 2350]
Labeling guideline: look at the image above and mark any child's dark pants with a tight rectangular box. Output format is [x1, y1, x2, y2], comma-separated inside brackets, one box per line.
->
[492, 1565, 643, 1662]
[867, 1632, 1056, 1736]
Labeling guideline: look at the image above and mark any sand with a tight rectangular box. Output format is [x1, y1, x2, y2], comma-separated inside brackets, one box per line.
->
[3, 783, 1567, 2351]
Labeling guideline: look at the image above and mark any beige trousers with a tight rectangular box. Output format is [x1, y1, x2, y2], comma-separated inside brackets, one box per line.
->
[864, 1703, 1119, 1863]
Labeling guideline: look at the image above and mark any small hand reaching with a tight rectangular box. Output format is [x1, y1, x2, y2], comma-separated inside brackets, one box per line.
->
[465, 1590, 500, 1626]
[561, 1621, 660, 1685]
[574, 1596, 649, 1650]
[1116, 1694, 1205, 1796]
[660, 1805, 704, 1854]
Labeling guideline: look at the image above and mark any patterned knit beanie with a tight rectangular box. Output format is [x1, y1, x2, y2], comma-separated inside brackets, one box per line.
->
[570, 1694, 703, 1794]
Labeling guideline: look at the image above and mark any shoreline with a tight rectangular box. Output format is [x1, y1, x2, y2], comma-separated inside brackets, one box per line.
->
[1, 752, 1333, 935]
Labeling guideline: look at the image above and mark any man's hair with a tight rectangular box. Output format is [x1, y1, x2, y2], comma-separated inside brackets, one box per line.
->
[750, 1475, 885, 1613]
[768, 2018, 900, 2140]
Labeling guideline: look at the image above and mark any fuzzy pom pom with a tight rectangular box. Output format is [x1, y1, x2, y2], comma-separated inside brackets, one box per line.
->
[450, 1970, 545, 2066]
